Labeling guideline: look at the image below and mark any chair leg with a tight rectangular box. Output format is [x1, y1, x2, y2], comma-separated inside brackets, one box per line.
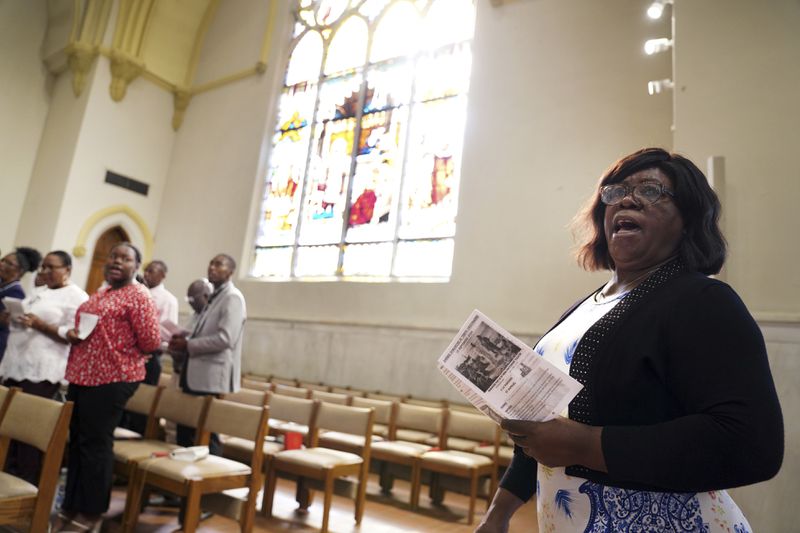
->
[321, 471, 335, 533]
[262, 463, 277, 518]
[409, 460, 421, 510]
[182, 484, 202, 533]
[240, 476, 258, 532]
[355, 463, 369, 524]
[411, 465, 423, 511]
[121, 468, 146, 533]
[468, 469, 478, 525]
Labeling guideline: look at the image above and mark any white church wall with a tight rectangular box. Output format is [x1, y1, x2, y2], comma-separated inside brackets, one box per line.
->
[0, 0, 50, 254]
[671, 2, 800, 528]
[50, 55, 177, 287]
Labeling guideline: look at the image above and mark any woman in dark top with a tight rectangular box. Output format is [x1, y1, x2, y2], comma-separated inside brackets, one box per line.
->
[0, 247, 42, 360]
[476, 148, 783, 532]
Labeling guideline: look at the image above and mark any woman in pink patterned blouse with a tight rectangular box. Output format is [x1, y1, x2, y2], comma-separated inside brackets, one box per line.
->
[55, 243, 160, 533]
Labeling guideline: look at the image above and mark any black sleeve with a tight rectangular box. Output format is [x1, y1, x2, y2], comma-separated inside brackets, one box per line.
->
[498, 444, 537, 501]
[602, 283, 784, 492]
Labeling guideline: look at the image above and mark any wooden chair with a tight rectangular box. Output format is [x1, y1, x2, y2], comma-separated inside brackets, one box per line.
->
[242, 373, 269, 382]
[223, 388, 269, 407]
[0, 392, 73, 532]
[369, 403, 447, 507]
[365, 391, 407, 403]
[311, 390, 351, 405]
[0, 386, 17, 422]
[113, 387, 211, 483]
[404, 396, 447, 408]
[473, 429, 513, 469]
[273, 383, 312, 399]
[263, 403, 374, 533]
[241, 378, 272, 392]
[269, 376, 297, 387]
[350, 396, 396, 439]
[121, 399, 269, 533]
[220, 393, 320, 514]
[114, 383, 163, 440]
[298, 381, 330, 392]
[415, 409, 500, 524]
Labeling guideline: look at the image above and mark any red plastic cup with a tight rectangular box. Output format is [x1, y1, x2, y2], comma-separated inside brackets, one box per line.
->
[284, 431, 303, 450]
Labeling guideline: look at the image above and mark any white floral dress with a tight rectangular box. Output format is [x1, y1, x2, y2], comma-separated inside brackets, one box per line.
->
[532, 291, 752, 533]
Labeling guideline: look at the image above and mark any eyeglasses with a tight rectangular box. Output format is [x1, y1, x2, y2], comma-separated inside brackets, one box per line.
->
[600, 181, 675, 206]
[40, 264, 67, 272]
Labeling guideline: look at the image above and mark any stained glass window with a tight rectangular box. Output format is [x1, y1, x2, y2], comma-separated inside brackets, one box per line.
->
[253, 0, 475, 280]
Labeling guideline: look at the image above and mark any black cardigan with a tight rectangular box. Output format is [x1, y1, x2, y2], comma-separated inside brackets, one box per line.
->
[500, 264, 784, 499]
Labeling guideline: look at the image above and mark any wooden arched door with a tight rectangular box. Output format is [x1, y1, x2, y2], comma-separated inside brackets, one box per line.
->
[86, 226, 130, 294]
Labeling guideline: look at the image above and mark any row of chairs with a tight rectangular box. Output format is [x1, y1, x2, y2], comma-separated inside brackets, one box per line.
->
[234, 380, 510, 525]
[118, 383, 376, 533]
[242, 373, 474, 410]
[114, 384, 270, 532]
[241, 374, 515, 470]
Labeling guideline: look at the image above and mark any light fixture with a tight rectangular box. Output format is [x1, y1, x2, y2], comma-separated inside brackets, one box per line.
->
[647, 78, 674, 95]
[647, 0, 673, 20]
[644, 37, 673, 55]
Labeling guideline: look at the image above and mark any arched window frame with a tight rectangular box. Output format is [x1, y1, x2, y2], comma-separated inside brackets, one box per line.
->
[252, 0, 475, 281]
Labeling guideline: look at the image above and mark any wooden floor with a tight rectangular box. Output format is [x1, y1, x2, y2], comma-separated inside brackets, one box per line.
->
[91, 474, 538, 533]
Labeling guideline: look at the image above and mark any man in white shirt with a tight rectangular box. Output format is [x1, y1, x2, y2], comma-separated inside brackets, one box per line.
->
[144, 260, 179, 340]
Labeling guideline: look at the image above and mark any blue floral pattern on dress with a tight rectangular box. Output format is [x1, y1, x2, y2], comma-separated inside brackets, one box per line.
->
[555, 489, 574, 519]
[563, 338, 579, 365]
[579, 481, 709, 532]
[732, 524, 751, 533]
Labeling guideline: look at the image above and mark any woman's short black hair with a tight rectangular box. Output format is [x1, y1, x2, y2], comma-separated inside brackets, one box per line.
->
[575, 147, 727, 275]
[112, 242, 143, 265]
[14, 247, 42, 274]
[48, 250, 73, 269]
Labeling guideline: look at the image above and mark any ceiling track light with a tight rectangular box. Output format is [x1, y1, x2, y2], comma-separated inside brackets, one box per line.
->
[647, 0, 673, 20]
[647, 78, 674, 96]
[644, 37, 673, 55]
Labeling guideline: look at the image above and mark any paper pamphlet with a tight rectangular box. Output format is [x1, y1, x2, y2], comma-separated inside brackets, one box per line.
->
[1, 297, 27, 319]
[161, 319, 189, 337]
[169, 445, 209, 462]
[77, 312, 99, 340]
[438, 309, 583, 423]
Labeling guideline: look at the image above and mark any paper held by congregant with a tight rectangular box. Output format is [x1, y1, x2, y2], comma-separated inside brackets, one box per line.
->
[1, 297, 27, 320]
[438, 309, 583, 423]
[77, 312, 99, 340]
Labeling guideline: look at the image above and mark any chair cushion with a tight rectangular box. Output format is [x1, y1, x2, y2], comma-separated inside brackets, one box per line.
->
[274, 447, 362, 469]
[371, 440, 432, 458]
[222, 437, 282, 463]
[473, 444, 513, 463]
[372, 423, 389, 437]
[113, 439, 178, 462]
[0, 472, 37, 498]
[421, 450, 493, 469]
[424, 436, 480, 451]
[395, 429, 436, 443]
[318, 431, 382, 449]
[139, 455, 252, 481]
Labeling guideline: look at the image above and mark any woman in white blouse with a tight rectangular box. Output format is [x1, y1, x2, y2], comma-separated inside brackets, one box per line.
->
[0, 250, 88, 484]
